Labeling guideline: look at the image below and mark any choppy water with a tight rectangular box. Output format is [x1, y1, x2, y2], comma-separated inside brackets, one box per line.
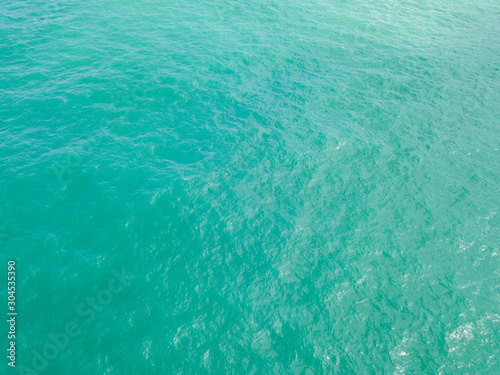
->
[1, 0, 499, 374]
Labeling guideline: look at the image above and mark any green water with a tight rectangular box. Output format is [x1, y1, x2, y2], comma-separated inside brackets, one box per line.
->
[1, 0, 499, 374]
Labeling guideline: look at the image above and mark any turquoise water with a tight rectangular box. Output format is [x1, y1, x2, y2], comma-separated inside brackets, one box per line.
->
[1, 0, 499, 373]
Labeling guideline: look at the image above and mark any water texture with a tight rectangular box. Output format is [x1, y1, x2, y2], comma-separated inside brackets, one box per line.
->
[1, 0, 499, 374]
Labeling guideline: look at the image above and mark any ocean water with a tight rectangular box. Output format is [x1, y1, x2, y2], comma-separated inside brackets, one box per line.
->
[1, 0, 499, 374]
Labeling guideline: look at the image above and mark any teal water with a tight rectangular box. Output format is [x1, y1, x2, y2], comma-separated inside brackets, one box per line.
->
[1, 0, 499, 374]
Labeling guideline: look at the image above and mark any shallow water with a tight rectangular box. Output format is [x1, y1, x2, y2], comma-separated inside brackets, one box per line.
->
[1, 0, 499, 374]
